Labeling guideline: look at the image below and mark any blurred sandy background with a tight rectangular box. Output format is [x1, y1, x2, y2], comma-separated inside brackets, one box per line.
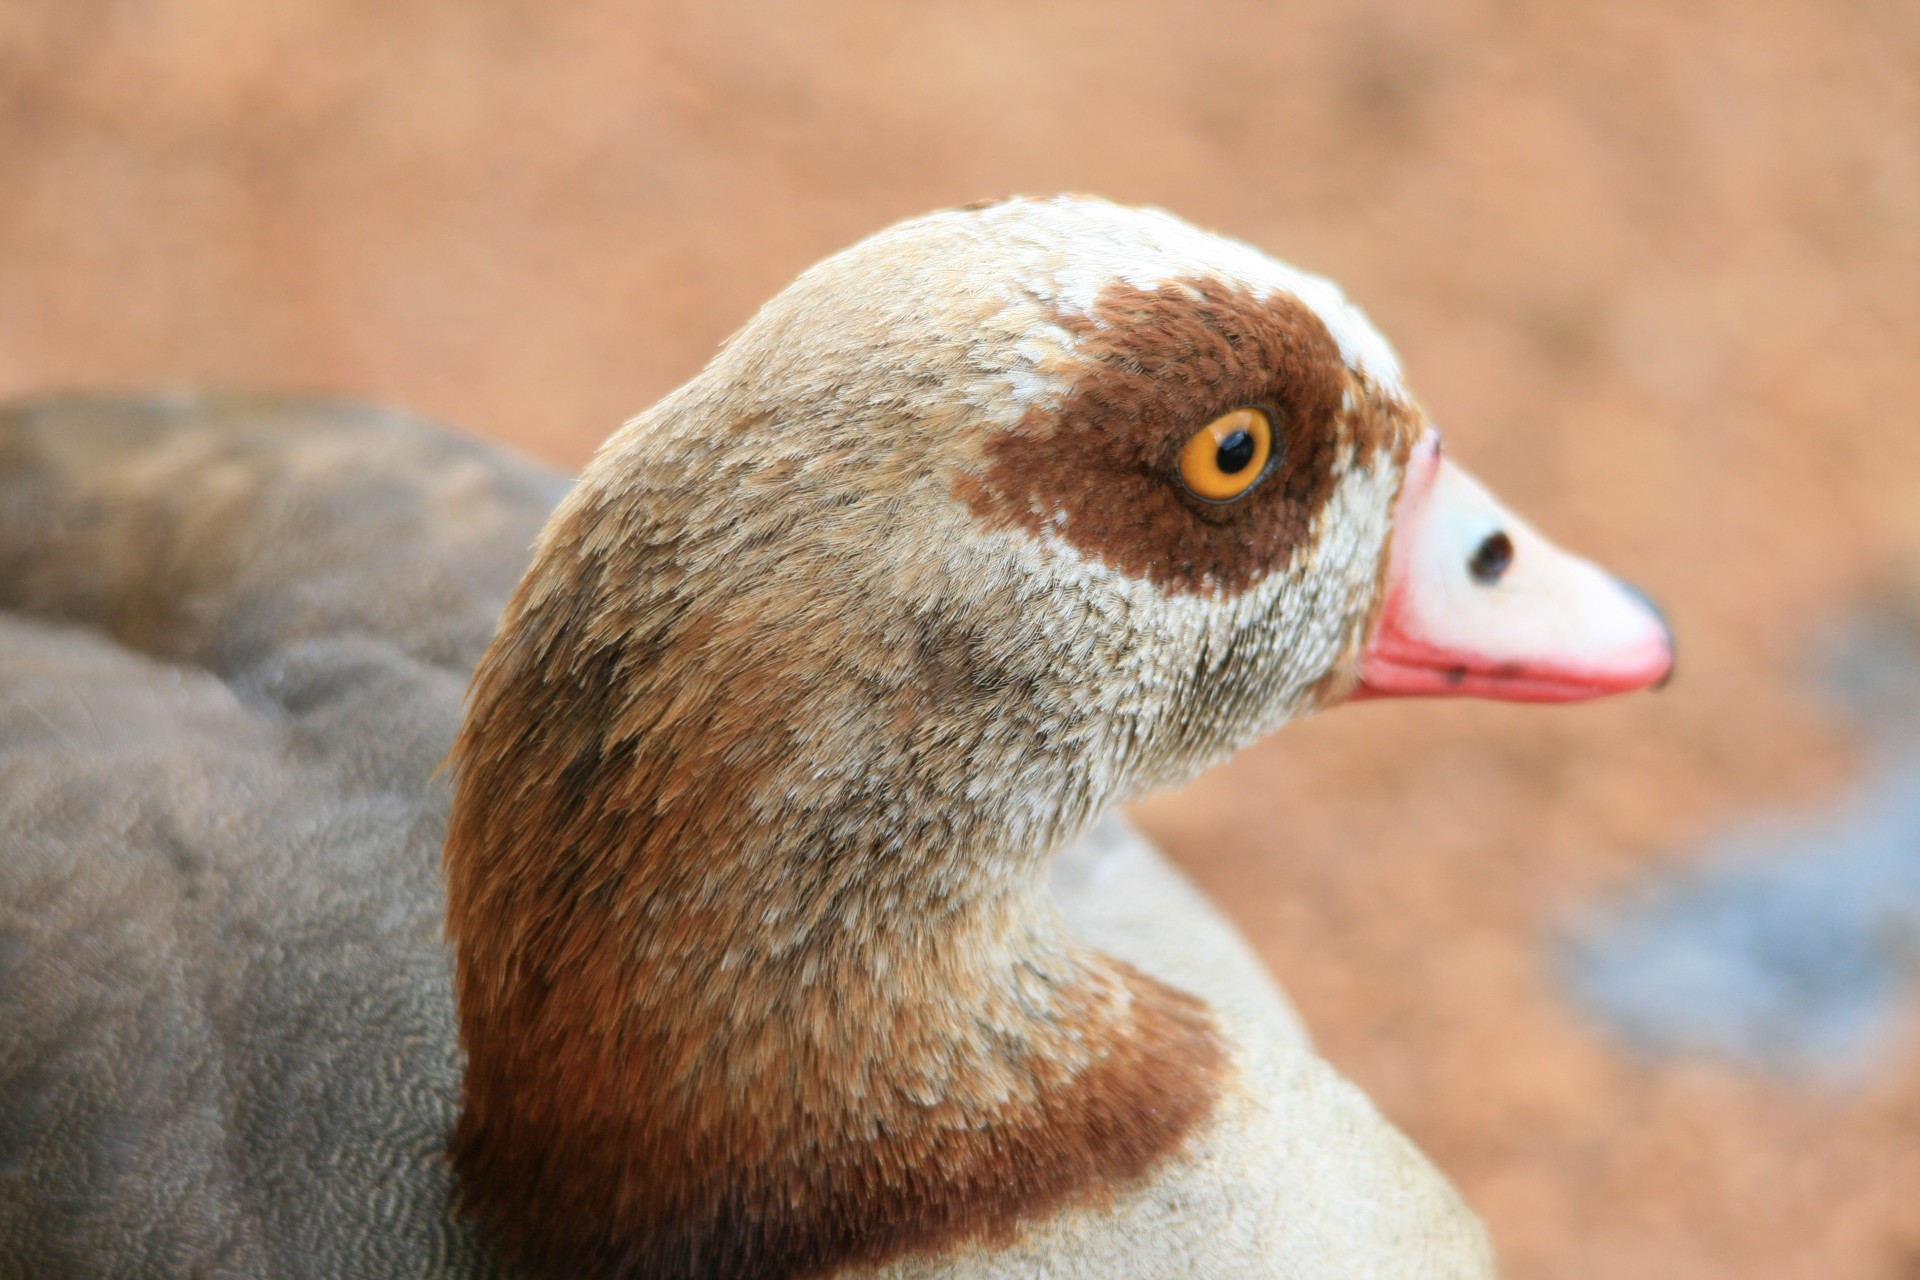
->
[5, 2, 1919, 1276]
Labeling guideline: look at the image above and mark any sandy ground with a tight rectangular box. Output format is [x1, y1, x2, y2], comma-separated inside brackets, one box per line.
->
[5, 2, 1920, 1275]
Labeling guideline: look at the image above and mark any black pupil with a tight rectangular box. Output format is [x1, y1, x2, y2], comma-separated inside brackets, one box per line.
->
[1215, 430, 1256, 474]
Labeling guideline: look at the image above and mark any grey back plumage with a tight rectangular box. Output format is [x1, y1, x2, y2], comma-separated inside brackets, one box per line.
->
[0, 396, 564, 1277]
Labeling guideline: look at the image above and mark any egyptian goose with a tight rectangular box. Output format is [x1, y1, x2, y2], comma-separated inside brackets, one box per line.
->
[0, 197, 1671, 1279]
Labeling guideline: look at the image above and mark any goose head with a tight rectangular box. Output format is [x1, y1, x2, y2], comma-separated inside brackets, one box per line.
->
[441, 195, 1672, 1280]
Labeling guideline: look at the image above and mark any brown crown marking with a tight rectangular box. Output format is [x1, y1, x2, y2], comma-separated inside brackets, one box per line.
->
[443, 488, 1229, 1280]
[960, 276, 1404, 597]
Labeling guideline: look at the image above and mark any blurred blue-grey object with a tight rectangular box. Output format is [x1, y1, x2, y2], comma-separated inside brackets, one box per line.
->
[1563, 608, 1920, 1078]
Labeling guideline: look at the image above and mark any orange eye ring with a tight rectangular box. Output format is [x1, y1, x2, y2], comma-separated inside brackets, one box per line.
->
[1178, 408, 1274, 502]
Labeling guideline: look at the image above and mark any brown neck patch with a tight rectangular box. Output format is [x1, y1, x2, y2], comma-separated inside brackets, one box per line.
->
[960, 275, 1409, 597]
[442, 491, 1229, 1280]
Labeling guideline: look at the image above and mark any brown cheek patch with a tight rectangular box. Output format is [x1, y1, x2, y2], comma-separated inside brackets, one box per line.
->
[961, 276, 1399, 596]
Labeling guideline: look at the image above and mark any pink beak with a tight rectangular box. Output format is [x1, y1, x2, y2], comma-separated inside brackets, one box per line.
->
[1355, 432, 1675, 703]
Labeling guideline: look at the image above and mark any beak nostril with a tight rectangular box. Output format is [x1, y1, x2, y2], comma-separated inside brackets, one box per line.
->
[1468, 530, 1514, 585]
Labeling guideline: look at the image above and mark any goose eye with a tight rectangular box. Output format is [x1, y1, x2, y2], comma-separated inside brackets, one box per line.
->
[1178, 408, 1274, 503]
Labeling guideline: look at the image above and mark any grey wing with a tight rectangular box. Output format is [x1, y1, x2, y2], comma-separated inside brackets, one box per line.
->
[0, 396, 565, 1278]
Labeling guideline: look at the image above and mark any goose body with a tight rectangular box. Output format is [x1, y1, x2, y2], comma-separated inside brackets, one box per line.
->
[0, 199, 1671, 1279]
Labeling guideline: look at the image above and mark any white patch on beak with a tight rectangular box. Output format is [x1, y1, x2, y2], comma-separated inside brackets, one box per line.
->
[1356, 432, 1675, 703]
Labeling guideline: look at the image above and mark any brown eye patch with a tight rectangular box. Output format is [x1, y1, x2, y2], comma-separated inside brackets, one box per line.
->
[960, 275, 1403, 596]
